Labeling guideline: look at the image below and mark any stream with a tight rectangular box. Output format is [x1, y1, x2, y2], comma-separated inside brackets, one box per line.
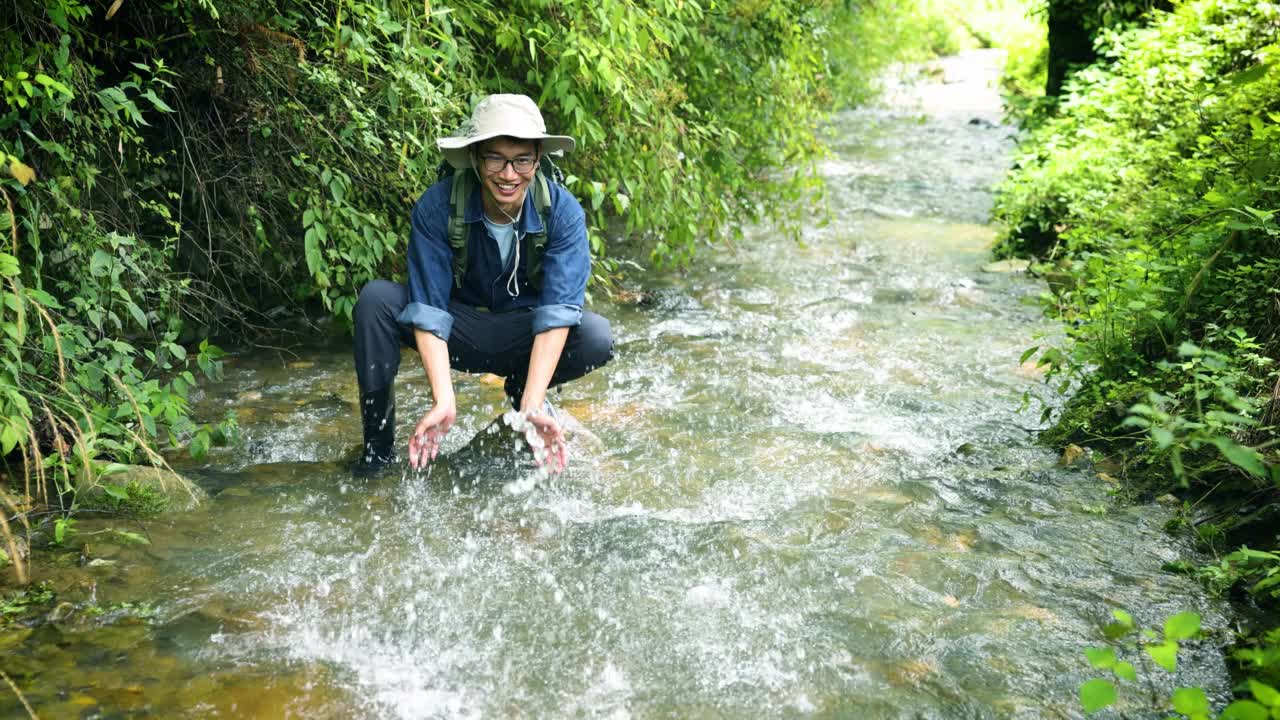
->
[1, 50, 1233, 719]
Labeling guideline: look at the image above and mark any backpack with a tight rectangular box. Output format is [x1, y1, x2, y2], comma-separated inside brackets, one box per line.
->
[438, 156, 565, 292]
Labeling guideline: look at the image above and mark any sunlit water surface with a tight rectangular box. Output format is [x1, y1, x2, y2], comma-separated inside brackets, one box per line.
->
[3, 51, 1232, 719]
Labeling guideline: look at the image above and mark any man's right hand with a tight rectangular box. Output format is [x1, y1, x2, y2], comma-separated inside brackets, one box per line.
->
[409, 402, 455, 469]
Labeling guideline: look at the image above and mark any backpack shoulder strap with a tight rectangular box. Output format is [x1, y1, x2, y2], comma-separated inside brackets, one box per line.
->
[526, 170, 553, 290]
[533, 171, 552, 226]
[447, 171, 473, 290]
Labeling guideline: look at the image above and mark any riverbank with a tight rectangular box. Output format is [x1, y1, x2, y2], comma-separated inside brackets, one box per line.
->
[993, 0, 1280, 701]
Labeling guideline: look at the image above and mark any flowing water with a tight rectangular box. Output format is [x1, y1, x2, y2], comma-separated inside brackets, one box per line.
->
[2, 51, 1234, 719]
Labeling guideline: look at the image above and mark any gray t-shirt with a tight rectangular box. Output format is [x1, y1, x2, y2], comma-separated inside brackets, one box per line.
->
[482, 216, 516, 269]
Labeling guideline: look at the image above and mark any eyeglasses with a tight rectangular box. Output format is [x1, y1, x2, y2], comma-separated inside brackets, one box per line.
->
[481, 153, 537, 174]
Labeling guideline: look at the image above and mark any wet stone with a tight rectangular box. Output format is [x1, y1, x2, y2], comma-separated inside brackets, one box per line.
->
[1058, 444, 1088, 467]
[1014, 360, 1047, 379]
[982, 258, 1031, 273]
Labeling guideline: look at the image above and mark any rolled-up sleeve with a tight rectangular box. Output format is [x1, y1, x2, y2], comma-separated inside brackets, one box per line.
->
[534, 189, 589, 335]
[397, 184, 455, 341]
[533, 303, 583, 335]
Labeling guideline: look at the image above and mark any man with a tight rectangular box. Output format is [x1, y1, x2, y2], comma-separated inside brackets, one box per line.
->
[352, 94, 614, 473]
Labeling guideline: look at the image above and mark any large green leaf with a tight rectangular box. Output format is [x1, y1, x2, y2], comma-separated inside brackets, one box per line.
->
[304, 227, 324, 277]
[1170, 687, 1209, 717]
[1248, 679, 1280, 706]
[0, 418, 24, 454]
[1084, 647, 1116, 669]
[1164, 612, 1200, 642]
[1220, 699, 1268, 720]
[0, 252, 19, 278]
[1079, 679, 1116, 713]
[112, 529, 151, 545]
[1226, 62, 1273, 87]
[1211, 437, 1266, 478]
[100, 483, 129, 501]
[89, 249, 114, 277]
[1146, 640, 1178, 672]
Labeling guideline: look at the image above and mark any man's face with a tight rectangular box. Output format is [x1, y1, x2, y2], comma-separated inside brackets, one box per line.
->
[477, 137, 539, 220]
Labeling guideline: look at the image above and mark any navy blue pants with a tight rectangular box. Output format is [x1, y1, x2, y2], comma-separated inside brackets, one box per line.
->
[352, 280, 614, 410]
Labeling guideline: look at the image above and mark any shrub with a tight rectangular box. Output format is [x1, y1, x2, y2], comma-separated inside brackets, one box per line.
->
[994, 0, 1278, 490]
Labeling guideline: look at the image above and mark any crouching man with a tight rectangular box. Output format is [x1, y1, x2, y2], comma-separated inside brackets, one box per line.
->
[352, 94, 613, 473]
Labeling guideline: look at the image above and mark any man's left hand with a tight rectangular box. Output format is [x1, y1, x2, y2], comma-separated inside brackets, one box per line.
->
[524, 410, 567, 473]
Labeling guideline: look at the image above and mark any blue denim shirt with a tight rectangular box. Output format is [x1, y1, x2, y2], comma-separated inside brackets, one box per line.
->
[396, 174, 589, 341]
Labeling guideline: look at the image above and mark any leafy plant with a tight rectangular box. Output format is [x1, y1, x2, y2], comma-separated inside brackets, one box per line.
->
[998, 0, 1279, 493]
[0, 582, 54, 624]
[1122, 335, 1275, 486]
[1076, 609, 1271, 718]
[52, 516, 76, 546]
[96, 480, 170, 518]
[1204, 548, 1280, 600]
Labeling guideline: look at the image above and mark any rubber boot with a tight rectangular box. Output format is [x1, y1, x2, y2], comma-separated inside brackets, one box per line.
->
[352, 386, 395, 474]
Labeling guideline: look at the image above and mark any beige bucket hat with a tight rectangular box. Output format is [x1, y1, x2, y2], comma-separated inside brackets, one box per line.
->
[438, 94, 576, 170]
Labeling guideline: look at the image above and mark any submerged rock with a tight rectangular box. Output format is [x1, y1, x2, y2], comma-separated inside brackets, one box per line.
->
[0, 535, 28, 568]
[982, 258, 1031, 274]
[461, 408, 605, 459]
[1058, 444, 1088, 467]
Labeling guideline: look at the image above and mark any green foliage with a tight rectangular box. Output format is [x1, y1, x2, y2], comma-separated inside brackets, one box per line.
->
[95, 480, 170, 517]
[434, 0, 837, 270]
[1195, 548, 1280, 602]
[1234, 628, 1280, 689]
[827, 0, 1044, 111]
[826, 3, 939, 107]
[0, 582, 54, 624]
[1081, 609, 1214, 716]
[1079, 677, 1116, 712]
[996, 0, 1279, 492]
[1, 0, 237, 527]
[1121, 335, 1275, 486]
[52, 516, 76, 545]
[1001, 4, 1280, 705]
[998, 21, 1049, 122]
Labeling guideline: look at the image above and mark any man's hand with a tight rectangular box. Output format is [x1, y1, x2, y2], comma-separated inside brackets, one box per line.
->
[519, 327, 570, 472]
[409, 402, 455, 469]
[523, 409, 567, 474]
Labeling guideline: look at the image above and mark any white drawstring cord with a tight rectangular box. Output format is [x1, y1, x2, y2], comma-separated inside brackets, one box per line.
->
[506, 225, 522, 298]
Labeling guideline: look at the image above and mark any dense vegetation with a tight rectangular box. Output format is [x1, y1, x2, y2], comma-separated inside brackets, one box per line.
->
[0, 0, 942, 580]
[994, 0, 1280, 704]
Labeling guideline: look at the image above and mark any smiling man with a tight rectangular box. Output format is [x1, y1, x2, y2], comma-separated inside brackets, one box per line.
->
[352, 94, 614, 473]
